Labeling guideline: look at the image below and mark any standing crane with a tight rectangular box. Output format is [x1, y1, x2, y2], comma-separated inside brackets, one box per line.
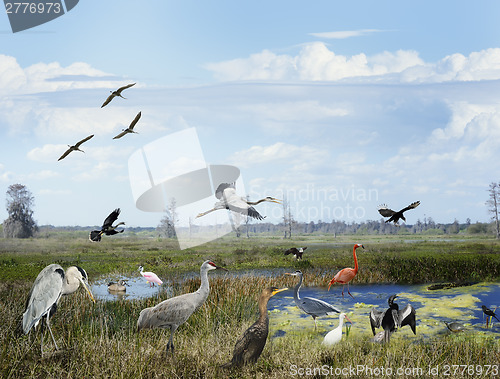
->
[21, 264, 95, 354]
[89, 208, 125, 242]
[369, 294, 416, 343]
[113, 111, 142, 139]
[285, 270, 341, 330]
[328, 243, 364, 299]
[57, 134, 94, 161]
[137, 260, 227, 353]
[101, 83, 136, 108]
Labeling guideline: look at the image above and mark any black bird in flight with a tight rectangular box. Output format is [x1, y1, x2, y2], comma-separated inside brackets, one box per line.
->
[101, 83, 136, 108]
[58, 134, 94, 161]
[378, 201, 420, 225]
[113, 111, 141, 139]
[89, 208, 125, 242]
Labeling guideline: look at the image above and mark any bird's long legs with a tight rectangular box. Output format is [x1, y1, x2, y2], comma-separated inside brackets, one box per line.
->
[166, 326, 178, 355]
[41, 313, 59, 354]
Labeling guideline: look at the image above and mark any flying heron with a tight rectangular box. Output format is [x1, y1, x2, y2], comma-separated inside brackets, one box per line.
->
[285, 270, 341, 329]
[328, 243, 364, 299]
[89, 208, 125, 242]
[284, 247, 307, 260]
[378, 201, 420, 225]
[322, 312, 352, 346]
[137, 260, 227, 353]
[369, 294, 416, 343]
[113, 111, 142, 139]
[21, 264, 95, 354]
[57, 134, 94, 161]
[196, 183, 281, 220]
[101, 83, 136, 108]
[222, 286, 287, 368]
[138, 266, 163, 287]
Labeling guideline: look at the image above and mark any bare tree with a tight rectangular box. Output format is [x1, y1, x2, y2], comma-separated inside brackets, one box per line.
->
[3, 183, 38, 238]
[282, 195, 294, 239]
[157, 198, 178, 238]
[486, 182, 500, 239]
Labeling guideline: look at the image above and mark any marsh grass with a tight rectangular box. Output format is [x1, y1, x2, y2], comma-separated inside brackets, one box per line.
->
[1, 235, 499, 377]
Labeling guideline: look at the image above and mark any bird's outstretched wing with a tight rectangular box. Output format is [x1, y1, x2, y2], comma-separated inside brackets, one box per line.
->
[400, 201, 420, 214]
[398, 304, 416, 334]
[378, 204, 396, 217]
[101, 94, 114, 108]
[215, 183, 235, 199]
[58, 147, 72, 161]
[102, 208, 121, 228]
[284, 248, 298, 256]
[369, 308, 384, 335]
[89, 230, 102, 242]
[75, 134, 94, 148]
[129, 111, 141, 130]
[117, 83, 136, 93]
[113, 130, 128, 139]
[246, 206, 265, 220]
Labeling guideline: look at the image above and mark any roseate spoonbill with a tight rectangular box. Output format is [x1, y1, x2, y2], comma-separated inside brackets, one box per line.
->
[223, 286, 287, 368]
[89, 208, 125, 242]
[101, 83, 136, 108]
[322, 312, 352, 346]
[108, 280, 127, 292]
[137, 260, 227, 353]
[369, 294, 416, 343]
[138, 266, 163, 287]
[443, 321, 465, 333]
[285, 247, 307, 260]
[482, 305, 499, 327]
[196, 183, 281, 220]
[58, 134, 94, 161]
[21, 264, 95, 354]
[113, 111, 141, 139]
[327, 243, 364, 299]
[285, 270, 341, 329]
[378, 201, 420, 225]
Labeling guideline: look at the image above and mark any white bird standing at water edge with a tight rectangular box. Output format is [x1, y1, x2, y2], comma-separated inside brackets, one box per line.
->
[21, 264, 95, 354]
[322, 313, 352, 346]
[138, 266, 163, 287]
[137, 260, 227, 353]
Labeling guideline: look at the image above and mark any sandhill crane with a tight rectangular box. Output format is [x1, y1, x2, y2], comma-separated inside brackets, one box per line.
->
[21, 264, 95, 354]
[328, 243, 364, 299]
[369, 294, 416, 343]
[89, 208, 125, 242]
[57, 134, 94, 161]
[113, 111, 141, 139]
[196, 183, 281, 220]
[137, 260, 227, 353]
[322, 313, 352, 346]
[285, 270, 341, 330]
[378, 201, 420, 225]
[284, 247, 307, 260]
[101, 83, 136, 108]
[223, 286, 287, 367]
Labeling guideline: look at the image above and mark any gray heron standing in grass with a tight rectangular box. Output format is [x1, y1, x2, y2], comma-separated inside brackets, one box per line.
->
[137, 260, 227, 353]
[57, 134, 94, 161]
[101, 83, 136, 107]
[285, 270, 341, 330]
[89, 208, 125, 242]
[113, 111, 141, 139]
[21, 264, 95, 354]
[196, 183, 281, 220]
[223, 286, 287, 368]
[369, 294, 416, 343]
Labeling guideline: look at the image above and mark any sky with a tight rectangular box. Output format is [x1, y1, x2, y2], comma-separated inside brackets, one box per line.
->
[1, 1, 500, 228]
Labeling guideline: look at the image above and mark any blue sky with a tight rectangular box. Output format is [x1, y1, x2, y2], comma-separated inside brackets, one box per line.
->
[1, 1, 500, 227]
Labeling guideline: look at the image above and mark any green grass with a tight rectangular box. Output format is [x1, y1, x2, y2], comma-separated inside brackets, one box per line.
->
[0, 234, 499, 378]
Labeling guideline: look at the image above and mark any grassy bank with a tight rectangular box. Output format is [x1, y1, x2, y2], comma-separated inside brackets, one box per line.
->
[0, 235, 499, 378]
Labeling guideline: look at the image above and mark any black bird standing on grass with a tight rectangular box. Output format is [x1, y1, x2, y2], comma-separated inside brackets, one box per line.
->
[369, 294, 416, 343]
[482, 305, 499, 327]
[378, 201, 420, 225]
[284, 247, 307, 260]
[222, 286, 287, 368]
[89, 208, 125, 242]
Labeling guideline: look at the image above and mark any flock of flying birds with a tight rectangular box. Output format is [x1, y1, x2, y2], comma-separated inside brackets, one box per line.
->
[57, 83, 139, 161]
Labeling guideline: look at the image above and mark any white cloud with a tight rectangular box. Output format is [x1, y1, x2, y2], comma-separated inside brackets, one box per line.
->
[309, 29, 382, 39]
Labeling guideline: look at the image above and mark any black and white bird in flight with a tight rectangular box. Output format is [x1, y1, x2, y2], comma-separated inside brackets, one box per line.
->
[101, 83, 136, 108]
[113, 112, 141, 139]
[58, 134, 94, 161]
[378, 201, 420, 225]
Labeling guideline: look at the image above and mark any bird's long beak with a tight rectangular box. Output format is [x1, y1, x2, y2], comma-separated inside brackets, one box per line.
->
[271, 287, 288, 296]
[284, 272, 296, 276]
[215, 264, 228, 272]
[80, 279, 96, 303]
[270, 198, 282, 204]
[327, 278, 335, 291]
[345, 315, 353, 324]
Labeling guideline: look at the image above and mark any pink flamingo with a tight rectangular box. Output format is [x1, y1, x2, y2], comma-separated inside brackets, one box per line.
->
[328, 243, 364, 299]
[139, 266, 163, 287]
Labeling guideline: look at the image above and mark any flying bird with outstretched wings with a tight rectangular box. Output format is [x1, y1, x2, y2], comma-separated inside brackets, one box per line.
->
[58, 134, 94, 161]
[113, 111, 141, 139]
[101, 83, 136, 108]
[378, 201, 420, 225]
[89, 208, 125, 242]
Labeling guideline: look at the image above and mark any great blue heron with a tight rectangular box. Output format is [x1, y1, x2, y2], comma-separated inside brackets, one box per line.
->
[328, 243, 364, 299]
[223, 286, 287, 368]
[108, 280, 127, 292]
[21, 264, 95, 354]
[322, 313, 352, 346]
[369, 294, 416, 343]
[196, 183, 281, 220]
[285, 270, 341, 329]
[284, 247, 307, 260]
[137, 260, 227, 353]
[89, 208, 125, 242]
[138, 265, 163, 287]
[378, 201, 420, 225]
[482, 305, 499, 327]
[101, 83, 136, 108]
[113, 111, 141, 139]
[57, 134, 94, 161]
